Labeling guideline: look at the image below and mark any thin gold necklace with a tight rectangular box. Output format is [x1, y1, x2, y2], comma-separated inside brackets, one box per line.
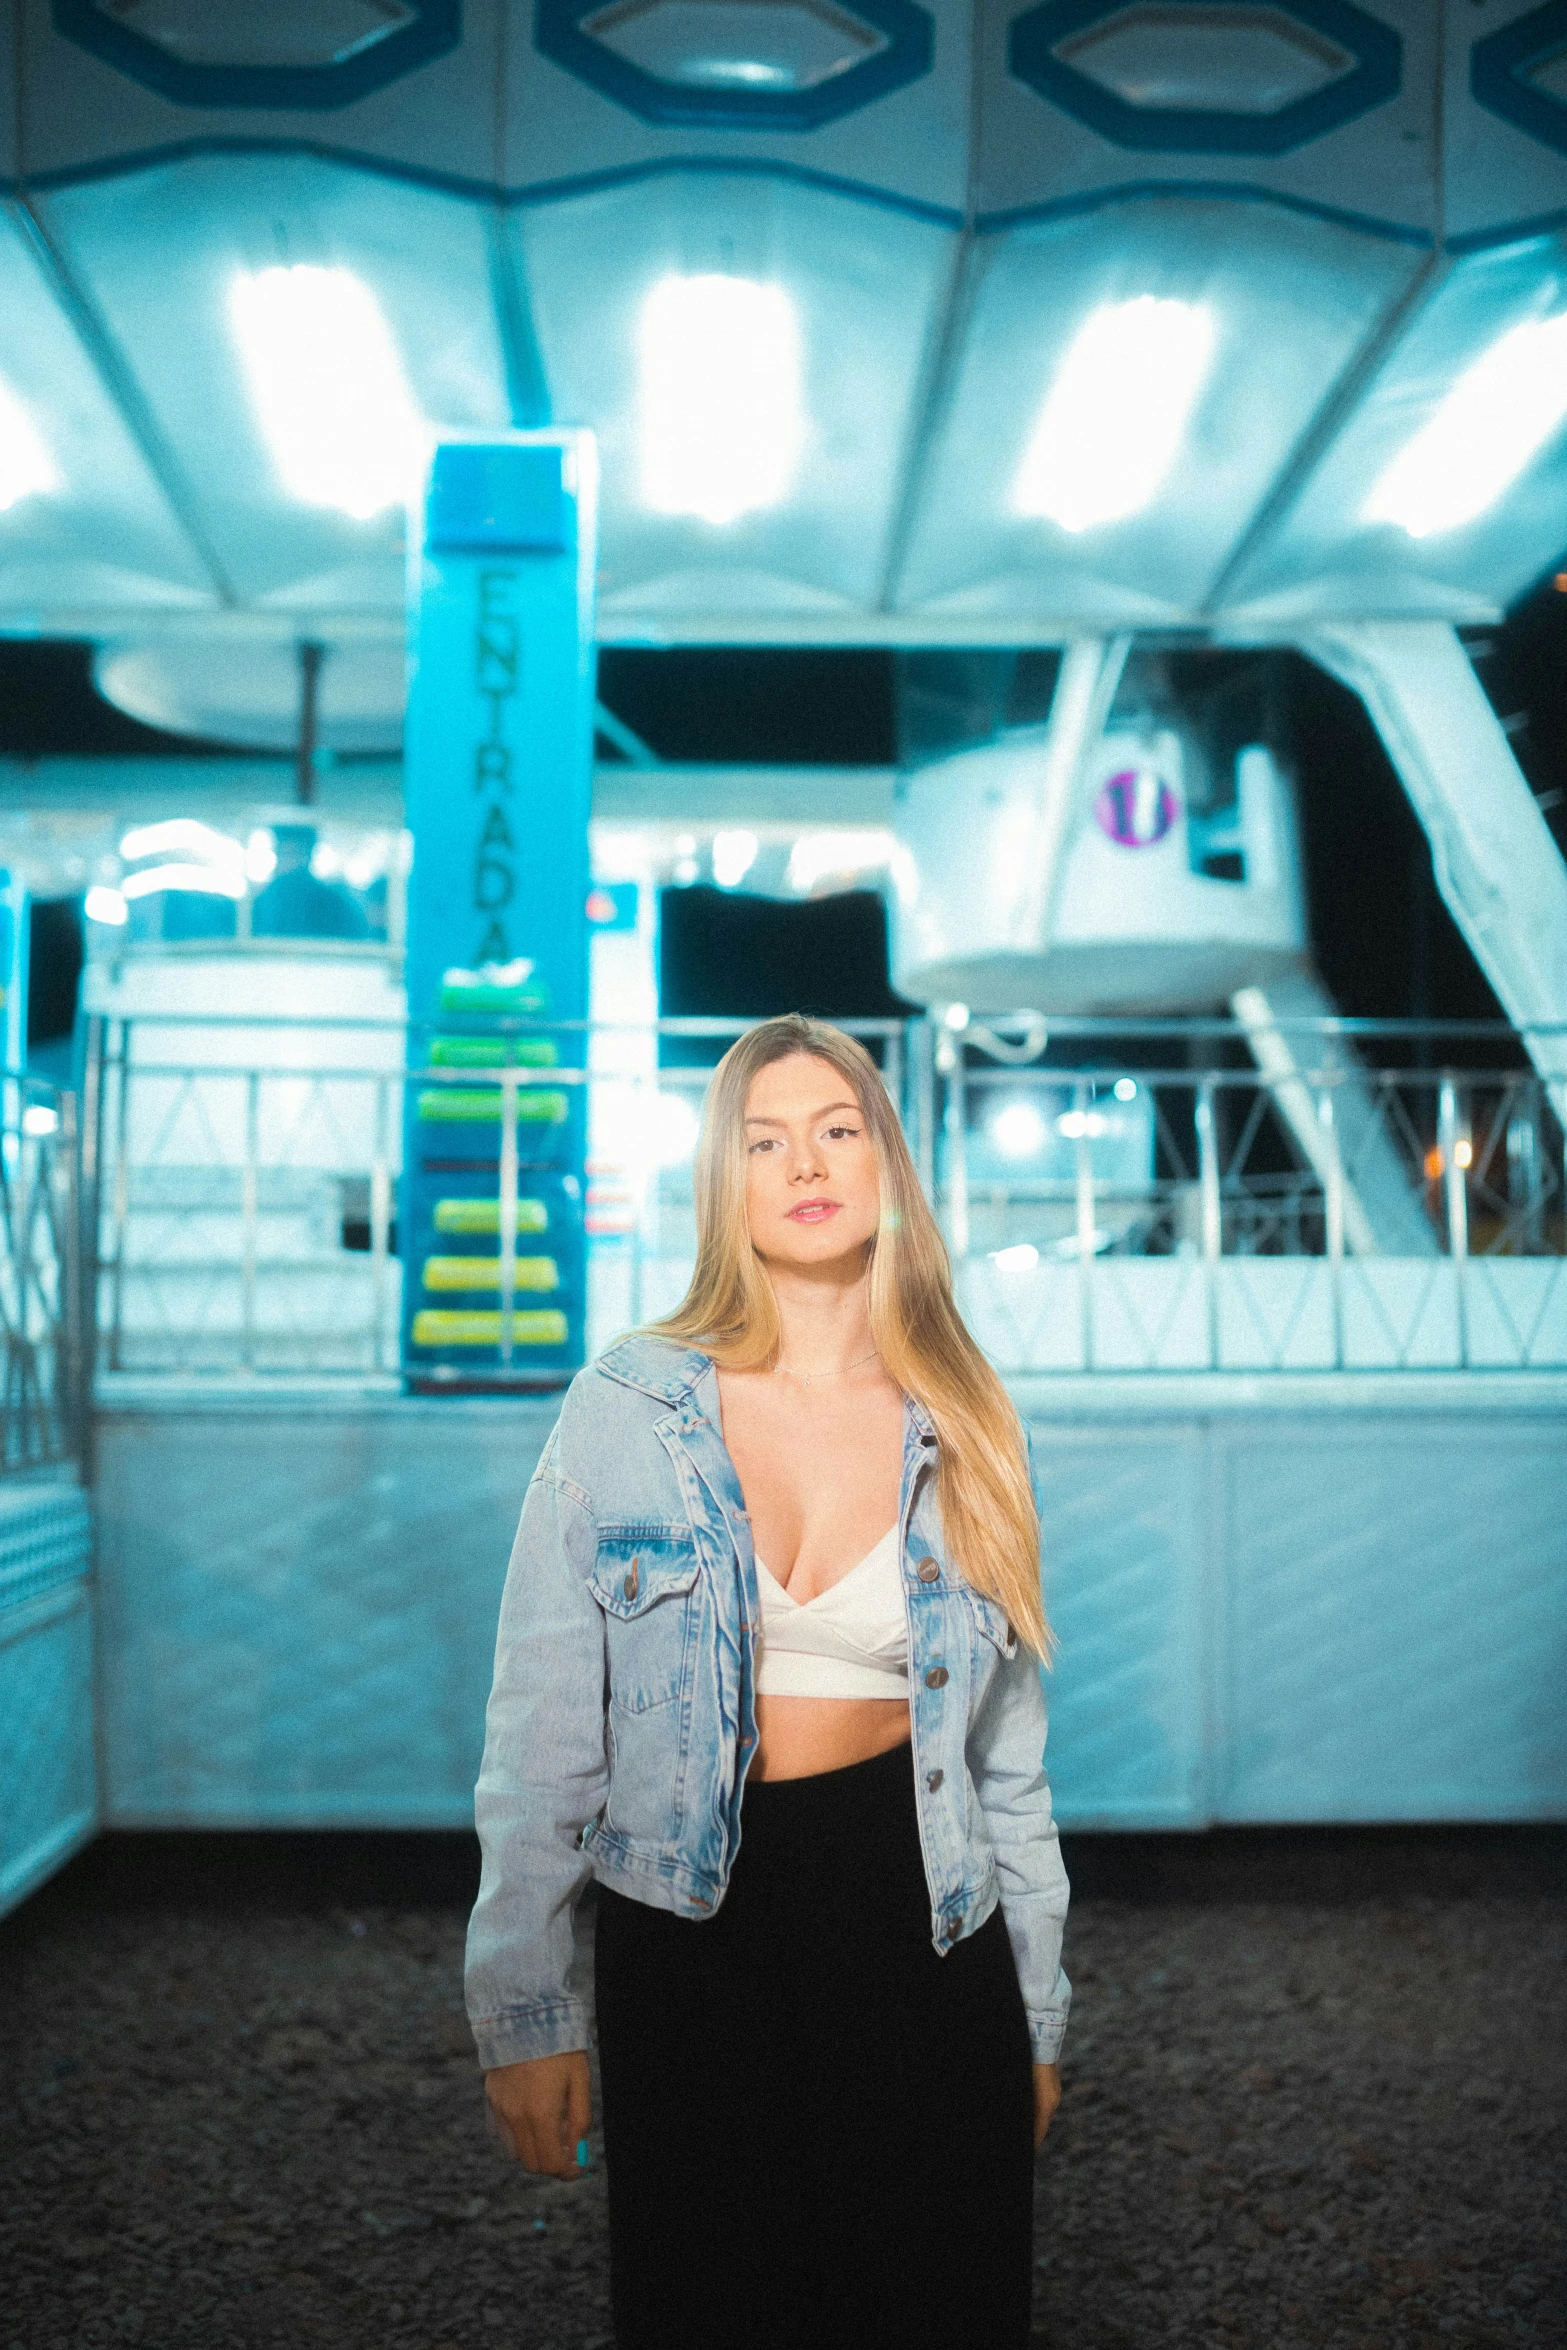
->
[774, 1346, 880, 1390]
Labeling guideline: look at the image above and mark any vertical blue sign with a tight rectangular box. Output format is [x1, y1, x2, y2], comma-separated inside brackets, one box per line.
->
[402, 432, 598, 1389]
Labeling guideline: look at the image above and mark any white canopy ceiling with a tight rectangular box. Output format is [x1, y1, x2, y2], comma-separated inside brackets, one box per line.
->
[2, 0, 1566, 741]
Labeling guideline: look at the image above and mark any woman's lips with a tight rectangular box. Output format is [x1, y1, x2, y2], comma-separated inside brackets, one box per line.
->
[786, 1199, 840, 1223]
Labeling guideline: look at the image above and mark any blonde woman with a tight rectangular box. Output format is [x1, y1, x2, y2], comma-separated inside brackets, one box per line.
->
[467, 1015, 1069, 2350]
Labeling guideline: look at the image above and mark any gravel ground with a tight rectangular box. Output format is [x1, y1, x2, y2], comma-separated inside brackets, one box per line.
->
[2, 1828, 1563, 2350]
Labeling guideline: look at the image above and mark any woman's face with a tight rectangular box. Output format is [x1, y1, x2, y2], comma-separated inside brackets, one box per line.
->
[741, 1053, 881, 1272]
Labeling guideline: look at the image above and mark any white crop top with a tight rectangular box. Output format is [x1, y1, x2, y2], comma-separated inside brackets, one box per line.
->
[753, 1526, 910, 1701]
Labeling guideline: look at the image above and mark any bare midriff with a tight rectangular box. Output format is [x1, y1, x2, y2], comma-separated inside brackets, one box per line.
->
[749, 1692, 911, 1782]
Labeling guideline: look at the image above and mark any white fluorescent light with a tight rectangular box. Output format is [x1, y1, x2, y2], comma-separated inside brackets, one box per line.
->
[712, 828, 759, 888]
[651, 1091, 701, 1168]
[84, 885, 129, 926]
[22, 1103, 59, 1137]
[1014, 296, 1216, 533]
[245, 828, 279, 884]
[639, 274, 803, 526]
[121, 864, 247, 901]
[230, 264, 425, 521]
[785, 828, 893, 894]
[992, 1101, 1047, 1161]
[120, 818, 244, 870]
[1364, 310, 1567, 539]
[344, 835, 391, 890]
[991, 1242, 1039, 1272]
[0, 374, 60, 512]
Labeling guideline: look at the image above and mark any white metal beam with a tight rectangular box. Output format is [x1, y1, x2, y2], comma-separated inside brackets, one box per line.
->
[1009, 633, 1130, 952]
[1301, 621, 1567, 1109]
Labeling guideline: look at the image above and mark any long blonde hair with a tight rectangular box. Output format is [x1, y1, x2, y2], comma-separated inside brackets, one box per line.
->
[648, 1015, 1050, 1658]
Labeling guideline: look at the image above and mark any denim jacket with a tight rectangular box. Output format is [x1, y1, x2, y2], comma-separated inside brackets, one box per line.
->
[466, 1335, 1071, 2069]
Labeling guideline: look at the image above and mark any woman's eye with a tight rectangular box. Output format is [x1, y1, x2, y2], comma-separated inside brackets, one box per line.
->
[824, 1125, 859, 1140]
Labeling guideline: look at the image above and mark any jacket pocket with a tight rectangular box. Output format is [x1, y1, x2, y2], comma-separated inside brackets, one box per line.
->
[589, 1534, 702, 1714]
[964, 1585, 1020, 1662]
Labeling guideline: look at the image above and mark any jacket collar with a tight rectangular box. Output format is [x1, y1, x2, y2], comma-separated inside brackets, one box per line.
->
[598, 1333, 937, 1450]
[905, 1391, 937, 1446]
[595, 1333, 714, 1407]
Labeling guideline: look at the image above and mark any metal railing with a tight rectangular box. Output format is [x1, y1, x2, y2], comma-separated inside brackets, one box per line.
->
[86, 1012, 1567, 1382]
[937, 1021, 1566, 1373]
[0, 1073, 87, 1467]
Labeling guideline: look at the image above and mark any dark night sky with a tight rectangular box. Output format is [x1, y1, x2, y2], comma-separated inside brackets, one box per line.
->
[4, 584, 1566, 1030]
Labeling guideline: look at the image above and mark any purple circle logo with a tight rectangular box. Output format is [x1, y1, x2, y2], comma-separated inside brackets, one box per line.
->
[1094, 767, 1179, 848]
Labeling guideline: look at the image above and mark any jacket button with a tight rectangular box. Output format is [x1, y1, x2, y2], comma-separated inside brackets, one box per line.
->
[925, 1665, 949, 1689]
[917, 1557, 940, 1583]
[945, 1914, 963, 1940]
[927, 1769, 943, 1792]
[623, 1560, 639, 1600]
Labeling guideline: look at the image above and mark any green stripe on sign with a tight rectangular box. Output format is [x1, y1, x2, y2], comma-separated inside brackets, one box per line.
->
[429, 1036, 560, 1068]
[417, 1089, 568, 1124]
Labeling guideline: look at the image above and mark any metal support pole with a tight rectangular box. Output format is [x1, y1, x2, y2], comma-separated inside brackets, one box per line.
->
[1507, 1086, 1544, 1253]
[1074, 1079, 1096, 1371]
[883, 1023, 904, 1142]
[109, 1020, 130, 1375]
[370, 1076, 392, 1373]
[1196, 1077, 1222, 1370]
[77, 1015, 104, 1463]
[241, 1070, 259, 1373]
[941, 1034, 969, 1261]
[1318, 1084, 1345, 1370]
[296, 640, 325, 808]
[16, 1109, 35, 1460]
[629, 1056, 650, 1336]
[1440, 1076, 1469, 1366]
[498, 1067, 519, 1368]
[912, 1017, 936, 1205]
[57, 1090, 85, 1468]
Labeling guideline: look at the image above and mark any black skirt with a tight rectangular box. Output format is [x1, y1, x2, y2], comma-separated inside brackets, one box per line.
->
[594, 1739, 1035, 2350]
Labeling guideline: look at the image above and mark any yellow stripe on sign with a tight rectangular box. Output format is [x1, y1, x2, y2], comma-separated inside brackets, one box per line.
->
[433, 1198, 548, 1235]
[410, 1309, 569, 1349]
[417, 1088, 568, 1124]
[421, 1256, 559, 1293]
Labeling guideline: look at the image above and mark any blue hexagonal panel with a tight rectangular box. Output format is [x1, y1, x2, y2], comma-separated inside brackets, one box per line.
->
[52, 0, 460, 111]
[1007, 0, 1401, 156]
[535, 0, 933, 129]
[1472, 0, 1567, 158]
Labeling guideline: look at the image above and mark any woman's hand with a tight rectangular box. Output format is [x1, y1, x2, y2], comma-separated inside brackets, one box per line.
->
[1033, 2062, 1061, 2150]
[485, 2052, 592, 2178]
